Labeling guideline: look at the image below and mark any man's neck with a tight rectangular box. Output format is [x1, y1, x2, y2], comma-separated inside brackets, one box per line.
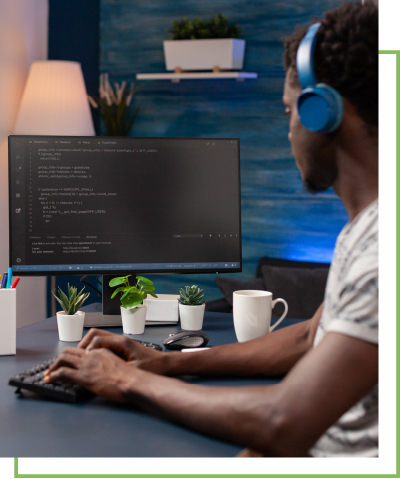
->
[333, 164, 378, 222]
[332, 106, 378, 221]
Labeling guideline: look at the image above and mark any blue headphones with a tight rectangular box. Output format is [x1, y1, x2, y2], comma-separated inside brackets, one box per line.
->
[296, 23, 344, 133]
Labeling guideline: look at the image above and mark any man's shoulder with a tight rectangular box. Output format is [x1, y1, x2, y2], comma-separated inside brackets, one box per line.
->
[315, 200, 378, 347]
[334, 199, 378, 276]
[339, 199, 378, 248]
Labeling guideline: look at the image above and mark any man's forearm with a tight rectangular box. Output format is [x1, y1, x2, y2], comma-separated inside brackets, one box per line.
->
[141, 317, 315, 378]
[124, 369, 288, 456]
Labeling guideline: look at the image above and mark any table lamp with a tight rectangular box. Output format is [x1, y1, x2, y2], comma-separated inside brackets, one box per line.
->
[14, 60, 95, 135]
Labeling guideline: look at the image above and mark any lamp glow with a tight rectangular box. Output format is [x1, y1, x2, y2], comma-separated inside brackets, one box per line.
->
[14, 61, 95, 135]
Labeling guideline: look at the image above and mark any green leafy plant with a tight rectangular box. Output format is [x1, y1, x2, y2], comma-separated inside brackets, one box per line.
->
[52, 284, 90, 315]
[89, 73, 139, 136]
[168, 14, 242, 40]
[109, 275, 157, 310]
[178, 285, 205, 305]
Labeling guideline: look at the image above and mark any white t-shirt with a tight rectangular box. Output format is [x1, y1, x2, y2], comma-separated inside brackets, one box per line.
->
[309, 199, 378, 457]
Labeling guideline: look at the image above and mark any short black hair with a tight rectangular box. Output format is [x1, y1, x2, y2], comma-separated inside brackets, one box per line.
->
[283, 1, 378, 133]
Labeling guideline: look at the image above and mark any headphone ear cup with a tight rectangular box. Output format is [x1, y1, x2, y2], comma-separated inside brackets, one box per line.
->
[297, 84, 344, 133]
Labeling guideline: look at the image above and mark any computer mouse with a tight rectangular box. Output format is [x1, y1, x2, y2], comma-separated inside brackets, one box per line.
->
[162, 331, 209, 350]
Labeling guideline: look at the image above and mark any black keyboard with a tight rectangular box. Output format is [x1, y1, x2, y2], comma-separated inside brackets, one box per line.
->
[8, 357, 91, 403]
[8, 340, 162, 403]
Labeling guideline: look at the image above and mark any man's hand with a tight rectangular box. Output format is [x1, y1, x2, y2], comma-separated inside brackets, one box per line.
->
[79, 328, 148, 360]
[77, 328, 173, 375]
[43, 347, 141, 402]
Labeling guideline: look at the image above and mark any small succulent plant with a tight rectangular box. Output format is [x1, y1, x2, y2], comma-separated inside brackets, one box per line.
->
[52, 284, 90, 315]
[179, 285, 205, 305]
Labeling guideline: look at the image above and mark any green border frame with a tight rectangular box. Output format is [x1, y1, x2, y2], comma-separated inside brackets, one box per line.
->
[11, 49, 399, 479]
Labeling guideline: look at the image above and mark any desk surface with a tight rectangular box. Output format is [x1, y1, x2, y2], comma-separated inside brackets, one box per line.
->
[0, 307, 300, 457]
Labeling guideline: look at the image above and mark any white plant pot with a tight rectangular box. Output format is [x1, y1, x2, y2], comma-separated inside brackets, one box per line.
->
[56, 311, 85, 342]
[179, 303, 205, 331]
[121, 305, 147, 335]
[163, 39, 245, 71]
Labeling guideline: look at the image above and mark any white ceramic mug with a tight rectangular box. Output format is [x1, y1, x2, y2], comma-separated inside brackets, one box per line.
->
[233, 290, 288, 342]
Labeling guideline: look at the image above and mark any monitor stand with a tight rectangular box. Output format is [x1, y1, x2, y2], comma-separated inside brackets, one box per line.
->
[83, 301, 122, 328]
[83, 275, 178, 328]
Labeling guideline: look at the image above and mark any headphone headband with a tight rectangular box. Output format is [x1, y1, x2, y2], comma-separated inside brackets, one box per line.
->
[296, 23, 320, 89]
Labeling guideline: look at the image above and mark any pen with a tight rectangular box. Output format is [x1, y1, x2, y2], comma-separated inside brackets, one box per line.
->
[1, 274, 8, 289]
[6, 267, 12, 289]
[11, 277, 20, 289]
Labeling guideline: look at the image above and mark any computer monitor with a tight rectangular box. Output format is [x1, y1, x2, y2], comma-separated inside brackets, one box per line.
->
[9, 136, 242, 324]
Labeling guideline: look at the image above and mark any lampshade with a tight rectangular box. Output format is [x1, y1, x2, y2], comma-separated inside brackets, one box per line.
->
[14, 60, 95, 135]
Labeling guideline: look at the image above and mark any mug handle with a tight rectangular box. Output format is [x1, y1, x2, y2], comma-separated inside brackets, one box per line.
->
[269, 298, 288, 332]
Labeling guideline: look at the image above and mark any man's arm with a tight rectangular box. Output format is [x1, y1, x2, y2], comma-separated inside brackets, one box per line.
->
[158, 302, 324, 377]
[45, 328, 377, 456]
[80, 303, 324, 378]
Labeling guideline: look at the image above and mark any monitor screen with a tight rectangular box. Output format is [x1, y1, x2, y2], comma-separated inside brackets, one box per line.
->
[9, 136, 241, 276]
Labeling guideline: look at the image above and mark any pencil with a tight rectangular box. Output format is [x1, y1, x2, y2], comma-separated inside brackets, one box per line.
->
[6, 267, 12, 288]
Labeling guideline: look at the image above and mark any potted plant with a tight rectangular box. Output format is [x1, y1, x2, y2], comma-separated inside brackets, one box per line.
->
[178, 285, 206, 331]
[52, 284, 90, 342]
[109, 275, 157, 334]
[163, 14, 245, 72]
[89, 73, 139, 136]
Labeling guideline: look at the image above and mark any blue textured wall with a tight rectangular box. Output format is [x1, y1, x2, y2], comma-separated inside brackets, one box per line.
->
[49, 0, 100, 96]
[100, 0, 348, 301]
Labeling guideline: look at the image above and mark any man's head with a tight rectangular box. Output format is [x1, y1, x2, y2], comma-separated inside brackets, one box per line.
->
[282, 1, 378, 193]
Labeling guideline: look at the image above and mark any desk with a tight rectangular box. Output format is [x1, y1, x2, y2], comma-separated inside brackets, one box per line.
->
[0, 306, 301, 457]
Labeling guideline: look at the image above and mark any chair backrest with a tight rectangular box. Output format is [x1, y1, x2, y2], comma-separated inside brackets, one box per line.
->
[256, 256, 330, 277]
[257, 257, 330, 319]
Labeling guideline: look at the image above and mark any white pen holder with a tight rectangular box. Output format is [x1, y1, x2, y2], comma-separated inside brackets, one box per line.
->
[0, 289, 16, 355]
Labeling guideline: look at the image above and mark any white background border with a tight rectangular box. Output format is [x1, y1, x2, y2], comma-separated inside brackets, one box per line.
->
[2, 0, 398, 477]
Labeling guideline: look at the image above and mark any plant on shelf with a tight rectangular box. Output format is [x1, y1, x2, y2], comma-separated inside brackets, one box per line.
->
[89, 73, 139, 136]
[167, 14, 242, 40]
[179, 285, 205, 305]
[164, 14, 245, 73]
[52, 284, 90, 315]
[109, 275, 157, 310]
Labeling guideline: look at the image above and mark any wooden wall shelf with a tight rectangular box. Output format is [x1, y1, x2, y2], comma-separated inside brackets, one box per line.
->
[136, 72, 258, 82]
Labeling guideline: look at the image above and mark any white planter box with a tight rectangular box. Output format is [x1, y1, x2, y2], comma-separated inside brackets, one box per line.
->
[143, 294, 179, 323]
[163, 39, 245, 71]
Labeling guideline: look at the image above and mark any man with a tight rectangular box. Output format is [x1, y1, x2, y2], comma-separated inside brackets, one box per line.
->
[45, 1, 378, 457]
